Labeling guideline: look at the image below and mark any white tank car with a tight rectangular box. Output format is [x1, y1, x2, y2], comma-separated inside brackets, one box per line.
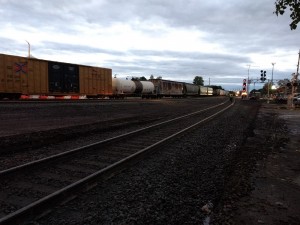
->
[140, 81, 154, 94]
[112, 78, 136, 95]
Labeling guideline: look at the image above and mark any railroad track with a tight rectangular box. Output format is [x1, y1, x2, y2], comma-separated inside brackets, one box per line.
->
[0, 115, 164, 159]
[0, 100, 233, 225]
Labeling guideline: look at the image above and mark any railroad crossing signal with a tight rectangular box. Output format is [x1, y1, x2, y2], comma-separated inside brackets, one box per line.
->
[260, 70, 266, 82]
[242, 79, 246, 92]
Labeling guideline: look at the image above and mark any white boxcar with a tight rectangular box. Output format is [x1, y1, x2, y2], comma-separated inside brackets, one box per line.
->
[207, 87, 213, 96]
[199, 86, 208, 96]
[199, 86, 213, 96]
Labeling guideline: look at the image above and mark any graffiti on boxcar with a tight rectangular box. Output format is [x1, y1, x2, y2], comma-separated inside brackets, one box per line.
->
[14, 62, 28, 74]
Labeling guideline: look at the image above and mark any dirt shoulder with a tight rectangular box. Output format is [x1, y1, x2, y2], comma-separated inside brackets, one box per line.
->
[214, 102, 300, 225]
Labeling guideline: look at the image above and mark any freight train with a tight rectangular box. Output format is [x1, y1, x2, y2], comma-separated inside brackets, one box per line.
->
[0, 53, 227, 100]
[112, 77, 227, 98]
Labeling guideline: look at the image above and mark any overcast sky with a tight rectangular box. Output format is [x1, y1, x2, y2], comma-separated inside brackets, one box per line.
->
[1, 0, 299, 90]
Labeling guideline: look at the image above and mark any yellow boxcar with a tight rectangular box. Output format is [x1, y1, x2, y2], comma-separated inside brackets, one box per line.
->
[0, 54, 48, 98]
[0, 53, 112, 99]
[79, 65, 112, 98]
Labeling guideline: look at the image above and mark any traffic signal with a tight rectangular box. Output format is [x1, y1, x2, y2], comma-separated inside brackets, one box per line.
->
[260, 70, 266, 81]
[242, 79, 246, 91]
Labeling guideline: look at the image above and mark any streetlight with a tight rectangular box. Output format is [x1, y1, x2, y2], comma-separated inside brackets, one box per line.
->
[25, 40, 30, 58]
[271, 62, 276, 86]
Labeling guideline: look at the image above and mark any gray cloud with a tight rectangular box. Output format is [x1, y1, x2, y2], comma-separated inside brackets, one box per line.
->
[0, 0, 299, 90]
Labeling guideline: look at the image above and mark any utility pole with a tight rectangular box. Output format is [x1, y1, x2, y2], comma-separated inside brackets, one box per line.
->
[267, 79, 270, 104]
[297, 49, 300, 80]
[247, 64, 251, 97]
[25, 40, 30, 58]
[290, 49, 300, 108]
[271, 62, 276, 87]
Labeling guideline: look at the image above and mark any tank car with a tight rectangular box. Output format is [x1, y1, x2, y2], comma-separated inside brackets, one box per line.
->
[112, 78, 136, 98]
[139, 81, 155, 98]
[111, 78, 154, 98]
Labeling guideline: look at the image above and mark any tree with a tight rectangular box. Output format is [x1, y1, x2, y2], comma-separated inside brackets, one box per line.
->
[207, 85, 224, 90]
[277, 78, 290, 87]
[131, 76, 148, 81]
[274, 0, 300, 30]
[193, 76, 204, 85]
[261, 82, 277, 95]
[262, 83, 270, 95]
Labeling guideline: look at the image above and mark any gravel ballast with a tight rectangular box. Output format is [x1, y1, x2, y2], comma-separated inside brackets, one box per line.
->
[29, 100, 261, 225]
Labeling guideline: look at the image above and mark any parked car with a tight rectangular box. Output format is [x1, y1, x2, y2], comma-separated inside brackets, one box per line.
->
[275, 94, 288, 104]
[293, 94, 300, 105]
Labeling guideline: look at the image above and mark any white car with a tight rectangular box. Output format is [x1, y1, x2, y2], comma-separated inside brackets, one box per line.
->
[293, 94, 300, 105]
[293, 94, 300, 101]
